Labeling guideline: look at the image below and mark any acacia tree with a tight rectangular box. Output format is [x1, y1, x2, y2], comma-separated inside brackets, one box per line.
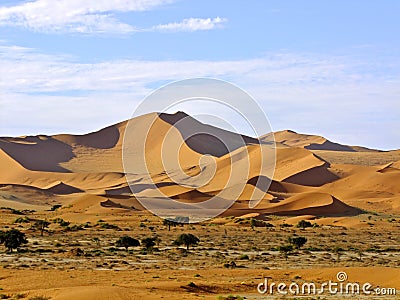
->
[250, 218, 256, 230]
[288, 236, 307, 249]
[163, 219, 177, 231]
[278, 245, 293, 261]
[33, 219, 50, 236]
[297, 220, 312, 229]
[0, 229, 28, 252]
[174, 233, 200, 250]
[141, 237, 158, 252]
[116, 236, 140, 251]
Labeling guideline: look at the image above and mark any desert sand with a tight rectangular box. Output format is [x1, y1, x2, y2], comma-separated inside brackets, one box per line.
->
[1, 112, 399, 299]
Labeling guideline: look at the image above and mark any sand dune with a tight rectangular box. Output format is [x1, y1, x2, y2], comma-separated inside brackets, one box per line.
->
[1, 112, 399, 217]
[0, 136, 74, 172]
[159, 111, 259, 156]
[44, 181, 84, 195]
[264, 130, 377, 152]
[1, 111, 398, 300]
[253, 192, 361, 216]
[0, 183, 55, 209]
[392, 159, 400, 169]
[319, 164, 400, 213]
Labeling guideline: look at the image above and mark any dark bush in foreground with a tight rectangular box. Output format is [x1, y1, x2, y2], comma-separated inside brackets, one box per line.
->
[297, 220, 312, 229]
[174, 233, 199, 250]
[116, 236, 140, 251]
[288, 236, 307, 249]
[278, 245, 293, 261]
[0, 229, 28, 252]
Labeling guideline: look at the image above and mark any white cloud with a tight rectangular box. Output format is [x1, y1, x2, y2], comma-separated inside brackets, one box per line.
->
[0, 44, 399, 149]
[0, 0, 227, 34]
[152, 17, 227, 32]
[0, 0, 171, 33]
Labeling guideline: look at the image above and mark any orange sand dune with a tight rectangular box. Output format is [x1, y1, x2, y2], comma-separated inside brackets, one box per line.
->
[318, 164, 400, 213]
[392, 159, 400, 169]
[0, 183, 56, 209]
[264, 130, 377, 152]
[254, 192, 360, 216]
[0, 148, 126, 192]
[1, 112, 399, 218]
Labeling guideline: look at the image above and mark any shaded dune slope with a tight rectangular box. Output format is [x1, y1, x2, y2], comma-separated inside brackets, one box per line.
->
[1, 112, 398, 216]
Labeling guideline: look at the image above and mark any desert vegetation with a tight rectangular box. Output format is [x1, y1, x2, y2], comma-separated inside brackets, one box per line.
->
[0, 207, 399, 298]
[0, 209, 399, 271]
[0, 113, 400, 298]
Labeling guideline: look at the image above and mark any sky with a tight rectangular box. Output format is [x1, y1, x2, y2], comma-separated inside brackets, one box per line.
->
[0, 0, 399, 150]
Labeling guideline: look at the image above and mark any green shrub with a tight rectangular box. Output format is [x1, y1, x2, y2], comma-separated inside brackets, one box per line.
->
[173, 233, 200, 250]
[239, 254, 249, 260]
[288, 236, 307, 249]
[297, 220, 312, 229]
[50, 204, 62, 211]
[14, 217, 30, 223]
[115, 236, 140, 250]
[0, 229, 28, 252]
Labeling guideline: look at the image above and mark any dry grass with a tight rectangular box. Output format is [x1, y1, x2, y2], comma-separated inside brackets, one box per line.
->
[1, 209, 400, 299]
[312, 150, 400, 166]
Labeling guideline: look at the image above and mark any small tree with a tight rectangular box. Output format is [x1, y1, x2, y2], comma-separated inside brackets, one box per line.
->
[174, 233, 200, 250]
[250, 218, 256, 230]
[163, 218, 177, 231]
[288, 236, 307, 249]
[142, 237, 156, 251]
[50, 204, 62, 211]
[297, 220, 312, 229]
[116, 236, 140, 251]
[0, 229, 28, 252]
[33, 219, 50, 236]
[278, 245, 293, 261]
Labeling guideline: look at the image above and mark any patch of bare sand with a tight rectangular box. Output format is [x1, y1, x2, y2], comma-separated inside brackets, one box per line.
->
[0, 268, 398, 300]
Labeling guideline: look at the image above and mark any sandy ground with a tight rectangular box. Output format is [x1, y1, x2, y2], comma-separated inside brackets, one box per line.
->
[1, 112, 400, 299]
[1, 267, 399, 299]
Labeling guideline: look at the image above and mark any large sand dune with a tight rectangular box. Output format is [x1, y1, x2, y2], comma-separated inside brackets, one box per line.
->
[263, 129, 378, 152]
[1, 112, 399, 216]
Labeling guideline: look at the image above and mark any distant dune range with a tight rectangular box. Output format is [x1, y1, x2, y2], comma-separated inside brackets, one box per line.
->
[1, 112, 400, 218]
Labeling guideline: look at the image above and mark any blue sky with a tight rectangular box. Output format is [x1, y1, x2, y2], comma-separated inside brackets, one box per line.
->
[0, 0, 399, 149]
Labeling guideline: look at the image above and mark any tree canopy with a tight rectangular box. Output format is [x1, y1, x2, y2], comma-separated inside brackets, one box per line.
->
[116, 236, 140, 250]
[0, 229, 28, 252]
[174, 233, 200, 250]
[288, 236, 307, 249]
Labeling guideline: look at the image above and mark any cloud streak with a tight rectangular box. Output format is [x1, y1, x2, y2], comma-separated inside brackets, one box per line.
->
[151, 17, 227, 32]
[0, 44, 399, 149]
[0, 0, 226, 34]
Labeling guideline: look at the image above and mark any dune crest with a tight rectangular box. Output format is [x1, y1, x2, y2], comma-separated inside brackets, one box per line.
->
[1, 112, 398, 216]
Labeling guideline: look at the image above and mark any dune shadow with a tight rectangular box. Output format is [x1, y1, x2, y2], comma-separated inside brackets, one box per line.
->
[72, 125, 120, 149]
[158, 111, 259, 157]
[0, 136, 75, 172]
